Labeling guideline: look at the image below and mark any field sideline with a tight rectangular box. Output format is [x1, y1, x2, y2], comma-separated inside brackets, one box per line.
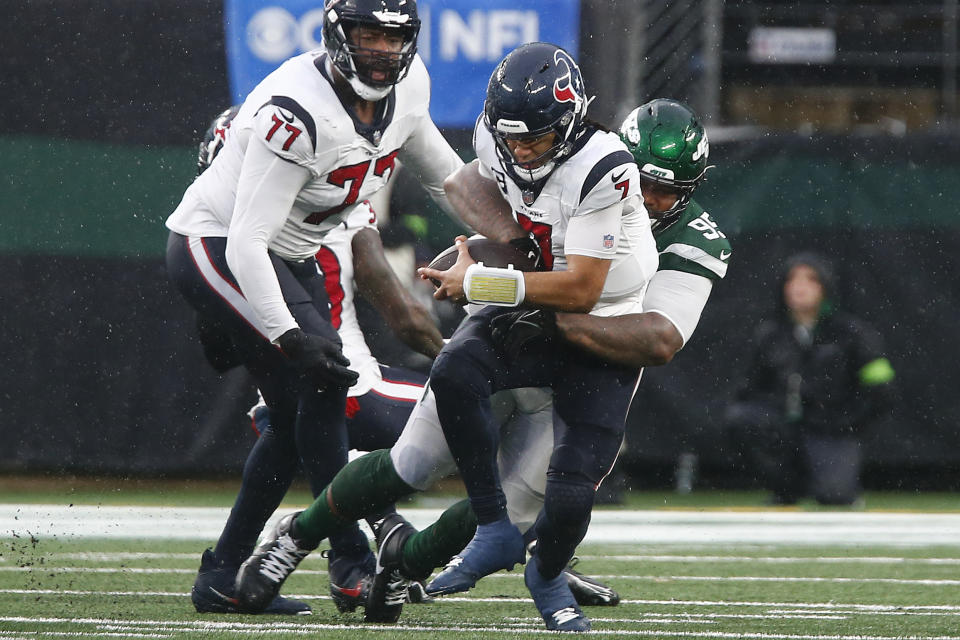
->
[2, 491, 960, 639]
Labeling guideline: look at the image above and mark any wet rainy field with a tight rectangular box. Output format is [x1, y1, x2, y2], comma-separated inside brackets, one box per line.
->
[2, 489, 959, 639]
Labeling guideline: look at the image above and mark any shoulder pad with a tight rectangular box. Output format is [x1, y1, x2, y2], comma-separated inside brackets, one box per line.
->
[473, 119, 498, 179]
[393, 55, 431, 112]
[578, 151, 639, 211]
[659, 204, 731, 280]
[253, 97, 317, 163]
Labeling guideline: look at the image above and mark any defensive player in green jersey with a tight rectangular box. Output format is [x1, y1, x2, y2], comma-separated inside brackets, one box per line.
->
[234, 98, 731, 631]
[555, 97, 730, 362]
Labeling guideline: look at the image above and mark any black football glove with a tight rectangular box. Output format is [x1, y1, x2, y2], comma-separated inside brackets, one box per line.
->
[276, 328, 359, 389]
[508, 234, 543, 271]
[490, 308, 557, 357]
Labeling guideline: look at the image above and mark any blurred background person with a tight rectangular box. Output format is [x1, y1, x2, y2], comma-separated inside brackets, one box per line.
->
[724, 252, 895, 506]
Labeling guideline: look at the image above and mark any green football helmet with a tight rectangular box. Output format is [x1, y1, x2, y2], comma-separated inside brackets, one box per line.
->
[619, 98, 712, 231]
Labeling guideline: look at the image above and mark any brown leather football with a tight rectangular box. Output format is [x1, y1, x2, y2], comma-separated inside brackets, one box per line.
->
[426, 237, 538, 286]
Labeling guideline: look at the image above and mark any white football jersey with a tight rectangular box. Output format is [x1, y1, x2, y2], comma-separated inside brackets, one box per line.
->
[166, 50, 462, 339]
[314, 202, 382, 397]
[474, 121, 658, 316]
[169, 51, 460, 257]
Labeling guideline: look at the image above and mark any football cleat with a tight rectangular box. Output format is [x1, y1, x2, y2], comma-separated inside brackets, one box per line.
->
[234, 512, 316, 612]
[364, 514, 418, 623]
[191, 548, 311, 615]
[564, 557, 621, 606]
[405, 580, 435, 604]
[525, 560, 591, 632]
[324, 547, 375, 613]
[425, 517, 525, 596]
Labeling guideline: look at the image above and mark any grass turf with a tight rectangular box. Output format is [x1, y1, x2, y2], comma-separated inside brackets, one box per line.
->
[2, 536, 960, 638]
[1, 482, 959, 638]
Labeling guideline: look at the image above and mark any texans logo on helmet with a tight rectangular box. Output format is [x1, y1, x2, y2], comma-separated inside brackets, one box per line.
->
[552, 50, 581, 105]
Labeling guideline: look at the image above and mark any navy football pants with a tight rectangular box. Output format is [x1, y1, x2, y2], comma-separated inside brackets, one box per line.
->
[167, 232, 364, 565]
[430, 306, 639, 578]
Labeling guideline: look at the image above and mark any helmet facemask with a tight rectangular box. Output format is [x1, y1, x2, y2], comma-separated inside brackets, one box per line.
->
[488, 113, 575, 183]
[640, 170, 705, 232]
[483, 43, 588, 184]
[323, 1, 420, 101]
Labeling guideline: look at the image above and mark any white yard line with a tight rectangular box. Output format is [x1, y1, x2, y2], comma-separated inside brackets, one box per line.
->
[3, 567, 960, 586]
[579, 554, 960, 564]
[4, 505, 960, 545]
[4, 589, 960, 614]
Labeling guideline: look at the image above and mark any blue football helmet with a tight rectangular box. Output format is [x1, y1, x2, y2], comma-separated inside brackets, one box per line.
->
[322, 0, 421, 101]
[484, 42, 589, 183]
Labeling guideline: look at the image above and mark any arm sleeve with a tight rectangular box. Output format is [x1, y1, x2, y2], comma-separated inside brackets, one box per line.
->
[398, 115, 465, 225]
[225, 134, 312, 342]
[642, 269, 714, 346]
[564, 200, 624, 258]
[472, 116, 497, 180]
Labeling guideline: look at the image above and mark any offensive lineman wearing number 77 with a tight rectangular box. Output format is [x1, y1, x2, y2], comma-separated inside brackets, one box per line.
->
[164, 0, 464, 616]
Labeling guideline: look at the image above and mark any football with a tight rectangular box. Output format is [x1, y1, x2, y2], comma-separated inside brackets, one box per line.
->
[425, 237, 538, 286]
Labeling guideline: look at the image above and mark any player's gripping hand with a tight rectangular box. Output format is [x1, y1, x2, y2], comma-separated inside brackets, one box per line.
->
[489, 308, 557, 357]
[508, 233, 543, 271]
[276, 328, 359, 389]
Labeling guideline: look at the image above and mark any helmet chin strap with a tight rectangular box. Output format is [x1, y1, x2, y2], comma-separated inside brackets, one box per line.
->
[347, 74, 393, 101]
[328, 56, 394, 102]
[649, 194, 689, 233]
[514, 159, 556, 182]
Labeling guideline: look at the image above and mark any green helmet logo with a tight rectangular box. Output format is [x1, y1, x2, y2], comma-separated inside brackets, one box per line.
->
[619, 98, 710, 186]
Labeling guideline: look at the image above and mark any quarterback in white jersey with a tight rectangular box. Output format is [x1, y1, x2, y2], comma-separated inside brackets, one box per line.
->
[165, 0, 463, 618]
[472, 119, 657, 315]
[415, 43, 658, 632]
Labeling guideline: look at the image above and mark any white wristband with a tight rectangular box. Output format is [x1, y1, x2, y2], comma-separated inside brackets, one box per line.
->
[463, 262, 525, 307]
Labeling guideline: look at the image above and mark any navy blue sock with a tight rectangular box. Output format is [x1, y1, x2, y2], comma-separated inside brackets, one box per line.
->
[212, 424, 298, 568]
[293, 386, 372, 557]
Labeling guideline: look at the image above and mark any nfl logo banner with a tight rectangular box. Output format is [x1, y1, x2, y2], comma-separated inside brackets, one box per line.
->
[224, 0, 579, 128]
[603, 234, 615, 249]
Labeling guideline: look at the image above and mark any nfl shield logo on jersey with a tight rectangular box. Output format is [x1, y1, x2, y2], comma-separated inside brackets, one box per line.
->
[602, 234, 614, 249]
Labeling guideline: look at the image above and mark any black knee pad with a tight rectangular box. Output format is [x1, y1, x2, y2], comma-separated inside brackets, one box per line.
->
[430, 350, 490, 399]
[544, 473, 595, 531]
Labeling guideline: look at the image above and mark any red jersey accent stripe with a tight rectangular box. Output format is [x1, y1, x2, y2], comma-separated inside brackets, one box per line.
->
[315, 246, 344, 329]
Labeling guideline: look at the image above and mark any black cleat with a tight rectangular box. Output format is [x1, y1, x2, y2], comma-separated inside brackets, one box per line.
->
[364, 514, 418, 623]
[405, 580, 435, 604]
[325, 548, 375, 613]
[234, 512, 316, 612]
[191, 548, 311, 615]
[564, 557, 621, 606]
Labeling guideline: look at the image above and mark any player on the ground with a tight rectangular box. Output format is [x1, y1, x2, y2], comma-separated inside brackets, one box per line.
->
[165, 0, 463, 616]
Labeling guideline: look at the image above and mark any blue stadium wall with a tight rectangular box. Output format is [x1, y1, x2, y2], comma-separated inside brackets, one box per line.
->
[3, 0, 959, 489]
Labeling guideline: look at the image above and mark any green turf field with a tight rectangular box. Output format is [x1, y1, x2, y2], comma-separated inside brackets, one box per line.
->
[1, 480, 959, 638]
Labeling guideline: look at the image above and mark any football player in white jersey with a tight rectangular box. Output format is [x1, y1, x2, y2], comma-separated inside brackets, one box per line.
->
[165, 0, 462, 616]
[192, 103, 447, 615]
[414, 42, 657, 632]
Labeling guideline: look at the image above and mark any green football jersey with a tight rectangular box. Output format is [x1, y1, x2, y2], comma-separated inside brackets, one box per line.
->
[653, 199, 731, 281]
